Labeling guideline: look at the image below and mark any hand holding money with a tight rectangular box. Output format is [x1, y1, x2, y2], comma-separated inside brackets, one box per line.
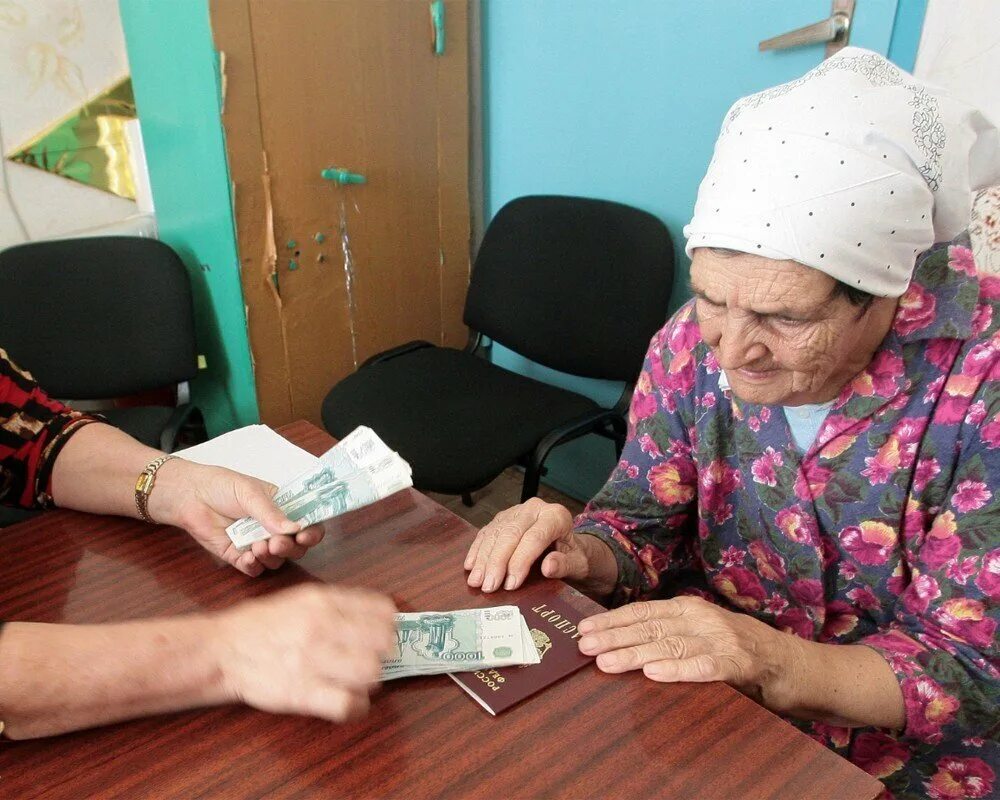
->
[138, 455, 326, 577]
[226, 427, 412, 550]
[383, 607, 541, 680]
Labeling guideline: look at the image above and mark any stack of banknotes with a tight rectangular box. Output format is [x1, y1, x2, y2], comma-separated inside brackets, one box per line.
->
[226, 426, 412, 550]
[384, 606, 541, 680]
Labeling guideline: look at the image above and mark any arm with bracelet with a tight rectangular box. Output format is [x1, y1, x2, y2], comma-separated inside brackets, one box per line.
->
[0, 348, 397, 739]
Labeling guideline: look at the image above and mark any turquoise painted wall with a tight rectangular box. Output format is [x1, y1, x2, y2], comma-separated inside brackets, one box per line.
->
[119, 0, 258, 435]
[888, 0, 930, 72]
[483, 0, 927, 501]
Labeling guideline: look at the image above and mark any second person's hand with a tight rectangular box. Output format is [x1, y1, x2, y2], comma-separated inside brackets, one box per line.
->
[214, 584, 398, 722]
[149, 459, 326, 577]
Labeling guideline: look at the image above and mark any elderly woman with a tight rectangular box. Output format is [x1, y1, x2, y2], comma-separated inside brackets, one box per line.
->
[465, 49, 999, 799]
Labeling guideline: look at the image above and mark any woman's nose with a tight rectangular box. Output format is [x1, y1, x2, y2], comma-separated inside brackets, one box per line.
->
[717, 316, 768, 369]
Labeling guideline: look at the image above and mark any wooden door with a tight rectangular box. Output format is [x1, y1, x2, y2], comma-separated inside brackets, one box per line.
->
[211, 0, 471, 426]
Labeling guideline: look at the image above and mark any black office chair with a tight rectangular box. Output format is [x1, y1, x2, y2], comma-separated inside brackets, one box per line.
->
[0, 236, 205, 526]
[321, 195, 674, 503]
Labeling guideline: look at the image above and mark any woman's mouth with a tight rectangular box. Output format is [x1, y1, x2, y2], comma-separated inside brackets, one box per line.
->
[737, 367, 780, 382]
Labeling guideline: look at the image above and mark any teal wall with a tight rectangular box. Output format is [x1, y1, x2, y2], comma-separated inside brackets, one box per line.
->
[888, 0, 930, 72]
[483, 0, 927, 501]
[119, 0, 258, 435]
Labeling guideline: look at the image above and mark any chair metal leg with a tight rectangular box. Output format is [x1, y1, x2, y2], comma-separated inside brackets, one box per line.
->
[520, 462, 542, 503]
[461, 492, 474, 507]
[521, 412, 613, 502]
[610, 416, 627, 459]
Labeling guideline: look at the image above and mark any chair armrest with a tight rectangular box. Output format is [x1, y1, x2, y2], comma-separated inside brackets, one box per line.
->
[160, 403, 206, 452]
[358, 340, 436, 369]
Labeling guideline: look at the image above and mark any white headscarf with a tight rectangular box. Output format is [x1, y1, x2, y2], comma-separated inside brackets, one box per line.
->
[684, 47, 1000, 297]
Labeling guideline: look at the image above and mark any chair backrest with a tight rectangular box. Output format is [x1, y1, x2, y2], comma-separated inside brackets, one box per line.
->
[464, 195, 674, 382]
[0, 236, 198, 399]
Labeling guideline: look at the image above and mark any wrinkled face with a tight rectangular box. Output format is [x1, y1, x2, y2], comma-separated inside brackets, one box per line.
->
[689, 248, 898, 406]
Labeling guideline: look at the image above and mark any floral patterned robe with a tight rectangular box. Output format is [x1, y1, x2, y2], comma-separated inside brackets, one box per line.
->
[574, 233, 998, 799]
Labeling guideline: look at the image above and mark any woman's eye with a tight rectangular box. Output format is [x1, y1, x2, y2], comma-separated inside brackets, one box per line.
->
[773, 316, 807, 327]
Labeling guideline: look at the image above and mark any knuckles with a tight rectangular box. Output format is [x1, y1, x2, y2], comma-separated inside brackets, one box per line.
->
[628, 602, 655, 623]
[524, 526, 555, 545]
[654, 635, 686, 660]
[640, 619, 668, 643]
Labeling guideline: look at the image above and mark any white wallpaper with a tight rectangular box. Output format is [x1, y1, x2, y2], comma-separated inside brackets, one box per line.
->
[0, 0, 137, 249]
[914, 0, 1000, 127]
[915, 0, 1000, 275]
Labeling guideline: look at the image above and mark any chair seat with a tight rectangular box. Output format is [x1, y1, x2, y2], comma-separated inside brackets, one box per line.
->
[100, 406, 177, 449]
[322, 347, 601, 494]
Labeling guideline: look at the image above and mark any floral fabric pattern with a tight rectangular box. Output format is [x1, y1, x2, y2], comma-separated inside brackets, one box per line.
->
[971, 186, 1000, 277]
[574, 232, 998, 799]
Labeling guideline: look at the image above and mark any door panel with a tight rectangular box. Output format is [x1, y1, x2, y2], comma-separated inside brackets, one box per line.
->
[212, 0, 470, 426]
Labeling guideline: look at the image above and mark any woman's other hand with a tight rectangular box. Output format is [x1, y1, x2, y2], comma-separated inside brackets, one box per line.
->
[577, 595, 798, 704]
[464, 498, 617, 596]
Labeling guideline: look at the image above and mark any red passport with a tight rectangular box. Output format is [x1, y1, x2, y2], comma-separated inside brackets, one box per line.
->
[450, 581, 603, 715]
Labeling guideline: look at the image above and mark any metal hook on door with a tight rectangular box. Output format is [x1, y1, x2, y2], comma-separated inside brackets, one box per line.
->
[321, 167, 367, 185]
[430, 0, 445, 55]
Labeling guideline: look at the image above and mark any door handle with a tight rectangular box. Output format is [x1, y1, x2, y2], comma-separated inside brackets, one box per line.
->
[321, 167, 367, 185]
[759, 0, 855, 58]
[430, 0, 445, 56]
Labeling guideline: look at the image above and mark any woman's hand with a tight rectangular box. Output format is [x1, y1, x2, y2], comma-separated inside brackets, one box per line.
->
[464, 498, 618, 596]
[577, 595, 799, 704]
[148, 459, 326, 577]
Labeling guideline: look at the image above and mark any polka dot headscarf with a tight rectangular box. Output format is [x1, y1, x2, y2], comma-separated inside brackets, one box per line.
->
[684, 47, 1000, 297]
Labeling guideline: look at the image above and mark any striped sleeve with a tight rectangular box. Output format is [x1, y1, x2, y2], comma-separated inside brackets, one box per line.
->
[0, 348, 103, 510]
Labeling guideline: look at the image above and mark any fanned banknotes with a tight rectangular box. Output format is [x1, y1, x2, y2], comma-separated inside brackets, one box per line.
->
[225, 426, 412, 550]
[383, 607, 541, 680]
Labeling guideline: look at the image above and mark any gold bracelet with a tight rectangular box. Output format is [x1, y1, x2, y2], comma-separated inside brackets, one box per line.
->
[134, 455, 176, 524]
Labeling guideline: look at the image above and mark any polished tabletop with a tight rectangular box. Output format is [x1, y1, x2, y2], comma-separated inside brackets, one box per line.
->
[0, 421, 882, 800]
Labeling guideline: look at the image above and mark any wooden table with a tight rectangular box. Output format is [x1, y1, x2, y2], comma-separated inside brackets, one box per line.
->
[0, 421, 882, 800]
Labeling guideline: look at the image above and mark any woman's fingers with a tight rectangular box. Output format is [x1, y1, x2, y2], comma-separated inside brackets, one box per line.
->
[591, 635, 711, 673]
[504, 511, 572, 590]
[467, 505, 532, 590]
[578, 616, 700, 655]
[465, 500, 574, 593]
[643, 654, 726, 683]
[480, 500, 559, 592]
[464, 530, 485, 573]
[466, 519, 501, 588]
[539, 551, 573, 580]
[579, 597, 695, 635]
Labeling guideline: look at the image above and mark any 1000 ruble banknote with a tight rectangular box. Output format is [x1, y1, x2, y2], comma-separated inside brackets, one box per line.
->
[383, 607, 541, 680]
[226, 427, 412, 550]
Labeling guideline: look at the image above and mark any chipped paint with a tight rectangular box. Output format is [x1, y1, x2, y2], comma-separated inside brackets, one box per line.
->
[261, 151, 294, 412]
[339, 198, 360, 368]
